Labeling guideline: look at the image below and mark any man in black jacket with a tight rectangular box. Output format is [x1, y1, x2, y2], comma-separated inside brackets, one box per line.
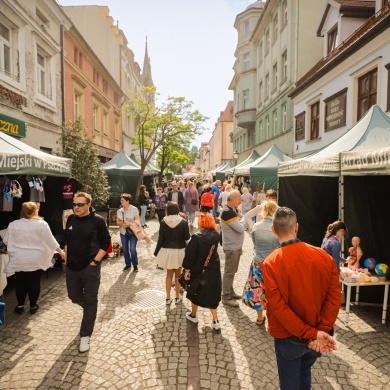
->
[65, 192, 110, 353]
[167, 183, 184, 212]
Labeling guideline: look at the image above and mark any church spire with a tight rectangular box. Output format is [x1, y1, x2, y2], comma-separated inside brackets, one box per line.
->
[141, 36, 154, 87]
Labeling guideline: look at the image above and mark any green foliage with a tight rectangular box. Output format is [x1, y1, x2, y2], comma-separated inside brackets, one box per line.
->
[56, 118, 110, 207]
[123, 86, 208, 195]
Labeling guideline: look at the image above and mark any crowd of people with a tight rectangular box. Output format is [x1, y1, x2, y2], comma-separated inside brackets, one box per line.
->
[2, 176, 349, 388]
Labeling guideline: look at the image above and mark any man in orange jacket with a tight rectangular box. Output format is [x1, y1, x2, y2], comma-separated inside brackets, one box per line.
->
[263, 207, 341, 390]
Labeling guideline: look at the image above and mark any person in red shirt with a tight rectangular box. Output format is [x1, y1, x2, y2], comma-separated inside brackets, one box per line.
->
[263, 207, 341, 390]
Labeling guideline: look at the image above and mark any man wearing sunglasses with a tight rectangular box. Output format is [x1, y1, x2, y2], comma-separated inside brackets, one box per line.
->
[64, 192, 110, 353]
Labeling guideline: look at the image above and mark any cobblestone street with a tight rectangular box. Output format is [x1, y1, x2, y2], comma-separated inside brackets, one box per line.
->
[1, 217, 390, 390]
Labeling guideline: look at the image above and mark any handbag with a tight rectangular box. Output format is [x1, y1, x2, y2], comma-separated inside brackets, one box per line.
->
[122, 212, 134, 236]
[185, 244, 216, 295]
[190, 190, 199, 205]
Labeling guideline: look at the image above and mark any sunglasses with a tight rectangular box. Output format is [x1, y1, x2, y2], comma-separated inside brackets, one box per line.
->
[73, 202, 88, 207]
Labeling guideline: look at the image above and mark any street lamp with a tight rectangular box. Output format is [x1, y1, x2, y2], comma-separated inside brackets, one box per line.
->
[232, 150, 239, 165]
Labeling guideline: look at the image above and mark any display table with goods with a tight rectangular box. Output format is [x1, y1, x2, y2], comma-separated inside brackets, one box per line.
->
[340, 266, 390, 325]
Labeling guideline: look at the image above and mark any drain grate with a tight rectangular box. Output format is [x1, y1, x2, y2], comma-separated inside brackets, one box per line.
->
[127, 289, 166, 309]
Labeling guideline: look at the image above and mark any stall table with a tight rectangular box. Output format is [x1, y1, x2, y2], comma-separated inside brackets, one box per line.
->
[340, 277, 390, 325]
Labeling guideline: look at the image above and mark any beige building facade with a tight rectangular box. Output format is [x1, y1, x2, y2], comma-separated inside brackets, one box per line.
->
[0, 0, 70, 152]
[230, 0, 327, 163]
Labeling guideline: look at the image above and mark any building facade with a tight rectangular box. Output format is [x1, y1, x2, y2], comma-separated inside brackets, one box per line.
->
[230, 0, 327, 163]
[209, 101, 234, 169]
[290, 0, 390, 158]
[0, 0, 70, 152]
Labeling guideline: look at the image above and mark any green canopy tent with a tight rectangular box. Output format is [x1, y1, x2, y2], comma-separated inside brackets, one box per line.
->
[225, 150, 261, 176]
[234, 144, 292, 191]
[215, 161, 234, 182]
[102, 150, 141, 207]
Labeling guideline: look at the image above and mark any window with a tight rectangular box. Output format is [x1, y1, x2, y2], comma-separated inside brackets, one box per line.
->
[273, 13, 278, 42]
[259, 42, 263, 63]
[74, 47, 82, 69]
[93, 105, 99, 131]
[295, 112, 305, 141]
[282, 1, 288, 26]
[358, 68, 377, 120]
[244, 20, 250, 35]
[266, 117, 270, 139]
[259, 121, 264, 142]
[310, 101, 320, 140]
[93, 68, 99, 86]
[265, 28, 270, 54]
[243, 89, 250, 109]
[265, 73, 270, 98]
[37, 46, 51, 98]
[103, 79, 108, 94]
[243, 53, 250, 71]
[327, 25, 338, 54]
[282, 50, 287, 81]
[273, 63, 278, 91]
[0, 21, 12, 76]
[114, 92, 119, 105]
[282, 103, 287, 130]
[258, 82, 263, 106]
[115, 117, 120, 141]
[273, 110, 278, 135]
[74, 92, 80, 118]
[103, 110, 109, 135]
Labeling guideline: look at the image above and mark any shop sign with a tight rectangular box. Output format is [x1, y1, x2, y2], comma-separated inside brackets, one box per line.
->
[324, 88, 347, 131]
[0, 113, 26, 138]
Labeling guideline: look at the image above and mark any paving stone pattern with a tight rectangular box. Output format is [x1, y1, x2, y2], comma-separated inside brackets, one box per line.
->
[0, 218, 390, 389]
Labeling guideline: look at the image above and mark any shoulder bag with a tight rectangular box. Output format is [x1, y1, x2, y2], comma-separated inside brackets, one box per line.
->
[180, 244, 216, 295]
[190, 189, 198, 205]
[122, 211, 134, 236]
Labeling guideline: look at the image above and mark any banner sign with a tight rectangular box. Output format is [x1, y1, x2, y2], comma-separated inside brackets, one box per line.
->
[0, 113, 26, 138]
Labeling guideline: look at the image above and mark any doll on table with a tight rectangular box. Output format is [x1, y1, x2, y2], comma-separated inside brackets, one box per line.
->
[347, 236, 363, 270]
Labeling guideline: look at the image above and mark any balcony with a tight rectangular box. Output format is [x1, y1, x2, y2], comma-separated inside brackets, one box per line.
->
[235, 108, 256, 130]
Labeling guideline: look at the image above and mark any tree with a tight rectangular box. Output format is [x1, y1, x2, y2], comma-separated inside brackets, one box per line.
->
[56, 118, 110, 207]
[156, 140, 190, 184]
[123, 86, 208, 198]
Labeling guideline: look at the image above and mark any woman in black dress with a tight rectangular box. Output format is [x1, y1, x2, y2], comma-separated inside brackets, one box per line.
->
[182, 212, 222, 330]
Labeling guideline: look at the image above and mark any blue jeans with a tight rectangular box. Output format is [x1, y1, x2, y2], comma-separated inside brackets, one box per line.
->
[120, 233, 138, 267]
[140, 205, 147, 226]
[66, 264, 101, 337]
[274, 336, 321, 390]
[188, 211, 195, 224]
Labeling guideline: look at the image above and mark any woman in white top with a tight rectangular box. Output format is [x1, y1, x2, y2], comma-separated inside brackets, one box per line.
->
[3, 202, 65, 315]
[116, 193, 141, 272]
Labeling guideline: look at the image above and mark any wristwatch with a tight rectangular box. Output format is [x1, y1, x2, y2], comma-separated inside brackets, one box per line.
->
[91, 259, 100, 265]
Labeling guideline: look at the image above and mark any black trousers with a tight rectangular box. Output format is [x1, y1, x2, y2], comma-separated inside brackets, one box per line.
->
[14, 270, 43, 307]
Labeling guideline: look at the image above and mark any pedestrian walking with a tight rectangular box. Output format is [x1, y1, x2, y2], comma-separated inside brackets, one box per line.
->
[154, 201, 190, 305]
[116, 193, 141, 272]
[138, 184, 150, 228]
[240, 187, 254, 215]
[183, 181, 199, 226]
[3, 202, 65, 316]
[183, 212, 222, 330]
[262, 207, 341, 390]
[153, 187, 168, 223]
[242, 200, 279, 326]
[65, 192, 111, 353]
[220, 189, 246, 307]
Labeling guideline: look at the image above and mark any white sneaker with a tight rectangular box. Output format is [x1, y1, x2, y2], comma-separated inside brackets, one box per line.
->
[79, 336, 90, 353]
[185, 312, 198, 323]
[175, 296, 182, 304]
[212, 320, 221, 330]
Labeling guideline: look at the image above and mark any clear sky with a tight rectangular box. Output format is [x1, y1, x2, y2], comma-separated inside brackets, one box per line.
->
[57, 0, 255, 146]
